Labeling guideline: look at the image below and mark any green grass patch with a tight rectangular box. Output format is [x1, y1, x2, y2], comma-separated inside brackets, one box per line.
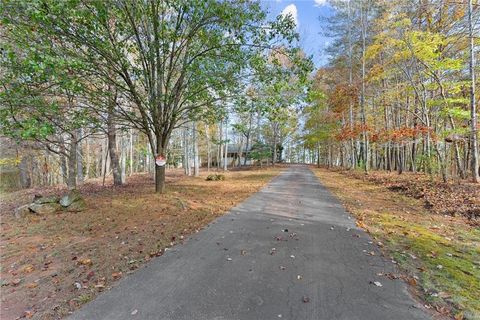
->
[376, 214, 480, 319]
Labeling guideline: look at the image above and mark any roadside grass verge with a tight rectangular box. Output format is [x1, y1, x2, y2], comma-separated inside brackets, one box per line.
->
[0, 167, 282, 320]
[313, 168, 480, 320]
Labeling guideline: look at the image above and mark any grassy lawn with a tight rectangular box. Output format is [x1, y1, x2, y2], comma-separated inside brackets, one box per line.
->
[0, 167, 282, 320]
[313, 168, 480, 320]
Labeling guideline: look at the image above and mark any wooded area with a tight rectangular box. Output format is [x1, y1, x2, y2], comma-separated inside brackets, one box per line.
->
[1, 0, 478, 191]
[304, 0, 480, 184]
[0, 0, 311, 193]
[1, 1, 479, 319]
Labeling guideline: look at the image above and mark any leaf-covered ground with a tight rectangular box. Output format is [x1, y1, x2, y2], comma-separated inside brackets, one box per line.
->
[0, 168, 282, 320]
[314, 168, 480, 320]
[335, 169, 480, 223]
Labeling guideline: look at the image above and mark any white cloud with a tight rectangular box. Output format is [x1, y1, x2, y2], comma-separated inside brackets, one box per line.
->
[280, 4, 298, 27]
[314, 0, 327, 7]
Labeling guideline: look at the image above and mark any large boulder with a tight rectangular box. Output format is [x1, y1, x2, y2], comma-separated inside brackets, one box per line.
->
[33, 195, 60, 205]
[60, 189, 82, 207]
[28, 202, 62, 214]
[65, 198, 87, 212]
[14, 204, 32, 219]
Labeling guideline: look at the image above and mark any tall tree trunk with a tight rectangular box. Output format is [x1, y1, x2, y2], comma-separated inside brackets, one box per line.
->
[468, 0, 479, 182]
[360, 1, 369, 173]
[85, 136, 91, 178]
[223, 118, 228, 171]
[272, 129, 277, 166]
[19, 155, 31, 188]
[205, 124, 211, 171]
[153, 133, 168, 194]
[59, 136, 68, 184]
[101, 138, 107, 178]
[219, 121, 223, 171]
[67, 135, 77, 190]
[76, 128, 84, 184]
[107, 103, 122, 186]
[448, 116, 466, 179]
[193, 122, 199, 177]
[120, 135, 126, 183]
[129, 130, 134, 176]
[347, 0, 356, 169]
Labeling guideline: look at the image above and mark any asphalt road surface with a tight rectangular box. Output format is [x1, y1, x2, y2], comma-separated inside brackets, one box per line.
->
[70, 166, 432, 320]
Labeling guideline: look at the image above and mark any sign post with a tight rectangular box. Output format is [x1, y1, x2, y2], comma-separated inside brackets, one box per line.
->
[155, 155, 166, 167]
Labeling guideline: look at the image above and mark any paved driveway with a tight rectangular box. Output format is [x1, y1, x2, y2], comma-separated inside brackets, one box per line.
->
[70, 166, 431, 320]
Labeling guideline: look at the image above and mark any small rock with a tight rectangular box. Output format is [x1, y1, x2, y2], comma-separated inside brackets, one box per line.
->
[302, 296, 310, 303]
[11, 278, 22, 286]
[14, 204, 32, 219]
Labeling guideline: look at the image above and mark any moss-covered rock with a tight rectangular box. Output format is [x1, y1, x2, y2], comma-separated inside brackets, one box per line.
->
[33, 195, 60, 204]
[60, 189, 82, 207]
[28, 202, 62, 214]
[65, 198, 87, 212]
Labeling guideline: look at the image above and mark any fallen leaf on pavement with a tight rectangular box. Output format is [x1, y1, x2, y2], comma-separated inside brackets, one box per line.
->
[11, 278, 22, 286]
[78, 258, 92, 266]
[26, 282, 38, 289]
[21, 264, 35, 274]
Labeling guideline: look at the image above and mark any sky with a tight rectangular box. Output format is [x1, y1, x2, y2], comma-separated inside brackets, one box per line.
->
[260, 0, 336, 67]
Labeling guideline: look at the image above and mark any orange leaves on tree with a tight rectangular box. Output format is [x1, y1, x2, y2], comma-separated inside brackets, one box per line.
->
[335, 123, 371, 141]
[336, 125, 434, 143]
[328, 84, 358, 113]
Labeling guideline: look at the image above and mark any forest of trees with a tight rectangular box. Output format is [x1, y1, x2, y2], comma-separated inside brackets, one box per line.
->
[0, 0, 312, 192]
[1, 0, 478, 192]
[303, 0, 479, 183]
